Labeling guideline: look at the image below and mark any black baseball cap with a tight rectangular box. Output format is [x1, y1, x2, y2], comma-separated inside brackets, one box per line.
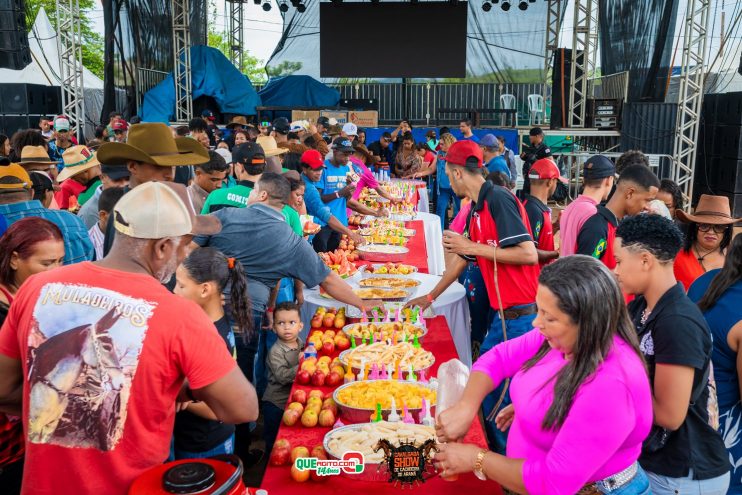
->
[583, 155, 616, 180]
[317, 116, 330, 127]
[272, 117, 290, 135]
[101, 164, 130, 181]
[232, 142, 266, 166]
[332, 137, 355, 153]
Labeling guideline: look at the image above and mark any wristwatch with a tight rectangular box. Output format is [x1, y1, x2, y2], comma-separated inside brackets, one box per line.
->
[473, 449, 489, 481]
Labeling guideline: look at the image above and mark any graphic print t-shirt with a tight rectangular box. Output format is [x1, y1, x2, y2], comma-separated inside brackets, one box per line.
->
[0, 263, 237, 495]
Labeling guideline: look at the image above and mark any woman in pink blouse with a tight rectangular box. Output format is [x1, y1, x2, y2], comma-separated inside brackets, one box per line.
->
[435, 255, 653, 494]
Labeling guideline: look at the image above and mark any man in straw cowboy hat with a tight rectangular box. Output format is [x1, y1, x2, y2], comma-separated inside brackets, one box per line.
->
[0, 181, 258, 495]
[0, 164, 93, 264]
[673, 194, 742, 290]
[55, 145, 102, 211]
[97, 122, 209, 256]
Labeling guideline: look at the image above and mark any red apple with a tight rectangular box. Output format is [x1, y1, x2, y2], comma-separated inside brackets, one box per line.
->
[321, 341, 335, 356]
[311, 445, 328, 460]
[321, 398, 338, 415]
[322, 314, 335, 327]
[311, 370, 326, 387]
[318, 409, 335, 427]
[287, 402, 304, 415]
[325, 371, 342, 387]
[308, 390, 324, 399]
[292, 389, 307, 405]
[291, 445, 310, 463]
[335, 337, 351, 352]
[269, 439, 291, 466]
[282, 409, 300, 426]
[291, 464, 310, 483]
[296, 370, 311, 385]
[301, 409, 318, 427]
[310, 316, 322, 328]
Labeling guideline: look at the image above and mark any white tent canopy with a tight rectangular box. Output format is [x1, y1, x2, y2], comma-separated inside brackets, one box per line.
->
[0, 7, 104, 136]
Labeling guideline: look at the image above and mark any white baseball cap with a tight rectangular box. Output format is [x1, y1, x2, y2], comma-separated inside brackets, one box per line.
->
[54, 117, 71, 131]
[342, 122, 358, 136]
[113, 181, 221, 239]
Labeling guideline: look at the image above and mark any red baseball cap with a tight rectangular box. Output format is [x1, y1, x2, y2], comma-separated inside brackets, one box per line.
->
[112, 119, 129, 131]
[529, 158, 568, 183]
[445, 140, 483, 168]
[301, 149, 325, 170]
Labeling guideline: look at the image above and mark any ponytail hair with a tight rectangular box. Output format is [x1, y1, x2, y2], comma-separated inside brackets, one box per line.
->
[697, 234, 742, 312]
[182, 247, 254, 339]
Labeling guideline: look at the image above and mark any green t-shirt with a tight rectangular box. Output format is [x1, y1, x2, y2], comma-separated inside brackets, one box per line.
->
[77, 179, 101, 206]
[201, 182, 302, 236]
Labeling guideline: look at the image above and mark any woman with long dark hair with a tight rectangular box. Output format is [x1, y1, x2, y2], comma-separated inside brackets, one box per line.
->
[688, 234, 742, 494]
[0, 217, 64, 494]
[393, 132, 422, 178]
[172, 247, 253, 459]
[657, 179, 684, 221]
[615, 214, 730, 494]
[434, 256, 653, 494]
[0, 134, 10, 160]
[674, 194, 740, 289]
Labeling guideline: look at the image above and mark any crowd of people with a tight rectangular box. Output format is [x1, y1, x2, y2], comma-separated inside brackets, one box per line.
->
[0, 110, 739, 495]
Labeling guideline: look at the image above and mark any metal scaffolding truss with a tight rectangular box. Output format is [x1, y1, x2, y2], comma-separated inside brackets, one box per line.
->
[568, 0, 598, 128]
[672, 0, 710, 203]
[55, 0, 85, 138]
[543, 0, 562, 107]
[172, 0, 193, 123]
[227, 0, 244, 70]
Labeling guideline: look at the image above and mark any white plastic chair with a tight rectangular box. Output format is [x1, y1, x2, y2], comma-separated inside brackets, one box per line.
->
[528, 94, 544, 125]
[500, 94, 517, 126]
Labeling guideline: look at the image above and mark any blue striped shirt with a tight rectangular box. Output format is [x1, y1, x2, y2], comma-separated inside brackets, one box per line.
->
[0, 200, 94, 265]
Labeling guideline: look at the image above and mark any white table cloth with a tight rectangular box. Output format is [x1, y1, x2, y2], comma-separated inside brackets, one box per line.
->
[300, 272, 473, 367]
[415, 211, 445, 276]
[417, 187, 429, 213]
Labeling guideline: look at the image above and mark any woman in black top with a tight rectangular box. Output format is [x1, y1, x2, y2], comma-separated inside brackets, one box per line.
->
[172, 247, 253, 458]
[614, 215, 730, 494]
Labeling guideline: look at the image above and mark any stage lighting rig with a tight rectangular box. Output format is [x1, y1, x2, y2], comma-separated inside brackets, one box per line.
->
[291, 0, 300, 5]
[297, 2, 306, 10]
[482, 1, 491, 11]
[518, 0, 527, 9]
[501, 1, 510, 10]
[279, 1, 288, 11]
[253, 0, 261, 4]
[262, 0, 272, 10]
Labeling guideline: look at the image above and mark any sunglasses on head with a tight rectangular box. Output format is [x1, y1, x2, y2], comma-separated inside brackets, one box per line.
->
[698, 223, 727, 234]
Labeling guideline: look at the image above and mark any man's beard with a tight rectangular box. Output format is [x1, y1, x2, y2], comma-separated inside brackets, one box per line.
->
[154, 256, 179, 284]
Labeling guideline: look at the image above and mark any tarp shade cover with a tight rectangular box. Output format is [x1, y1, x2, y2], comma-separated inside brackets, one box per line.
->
[257, 75, 340, 107]
[141, 45, 262, 122]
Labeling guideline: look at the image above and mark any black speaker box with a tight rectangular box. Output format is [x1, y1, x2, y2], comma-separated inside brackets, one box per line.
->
[340, 98, 379, 111]
[715, 124, 742, 160]
[0, 0, 30, 70]
[715, 92, 742, 126]
[550, 48, 584, 129]
[717, 157, 742, 194]
[0, 114, 43, 135]
[0, 83, 53, 114]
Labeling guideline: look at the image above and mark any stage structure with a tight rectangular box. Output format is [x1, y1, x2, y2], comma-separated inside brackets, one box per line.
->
[543, 0, 562, 108]
[227, 0, 245, 70]
[172, 0, 193, 122]
[672, 0, 710, 203]
[567, 0, 597, 128]
[55, 0, 85, 137]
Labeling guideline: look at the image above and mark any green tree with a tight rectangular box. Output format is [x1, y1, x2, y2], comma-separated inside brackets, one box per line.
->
[25, 0, 104, 78]
[265, 61, 302, 78]
[207, 26, 268, 82]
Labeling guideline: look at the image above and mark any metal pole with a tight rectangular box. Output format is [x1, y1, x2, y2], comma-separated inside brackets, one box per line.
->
[568, 0, 597, 128]
[172, 0, 193, 123]
[227, 0, 244, 70]
[672, 0, 710, 204]
[543, 0, 561, 123]
[56, 0, 86, 139]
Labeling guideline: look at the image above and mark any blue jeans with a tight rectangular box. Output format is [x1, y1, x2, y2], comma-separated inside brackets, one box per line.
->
[597, 465, 651, 494]
[436, 187, 461, 231]
[262, 400, 285, 458]
[480, 308, 536, 454]
[172, 434, 235, 460]
[458, 263, 491, 359]
[255, 327, 278, 399]
[647, 469, 730, 495]
[233, 311, 262, 459]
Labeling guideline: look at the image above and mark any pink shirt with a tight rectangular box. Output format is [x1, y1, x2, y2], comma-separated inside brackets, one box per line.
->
[472, 330, 652, 495]
[559, 195, 598, 256]
[449, 202, 471, 234]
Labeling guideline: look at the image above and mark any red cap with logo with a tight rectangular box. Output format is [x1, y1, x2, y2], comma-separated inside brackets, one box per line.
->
[528, 158, 568, 183]
[444, 140, 483, 168]
[301, 149, 325, 170]
[112, 119, 129, 131]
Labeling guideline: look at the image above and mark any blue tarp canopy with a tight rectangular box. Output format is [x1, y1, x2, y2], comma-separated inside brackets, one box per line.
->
[257, 75, 339, 108]
[141, 45, 261, 122]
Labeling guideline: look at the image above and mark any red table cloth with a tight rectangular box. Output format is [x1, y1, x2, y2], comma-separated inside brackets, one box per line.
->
[258, 316, 499, 494]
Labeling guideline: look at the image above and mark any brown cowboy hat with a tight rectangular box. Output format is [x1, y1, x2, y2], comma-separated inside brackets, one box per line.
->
[226, 116, 248, 129]
[20, 145, 57, 167]
[97, 123, 209, 167]
[677, 194, 742, 225]
[57, 146, 101, 182]
[256, 135, 288, 157]
[352, 143, 378, 165]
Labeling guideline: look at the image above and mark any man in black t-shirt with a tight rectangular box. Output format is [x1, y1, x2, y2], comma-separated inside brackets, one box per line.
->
[614, 215, 730, 492]
[518, 127, 551, 197]
[367, 132, 394, 164]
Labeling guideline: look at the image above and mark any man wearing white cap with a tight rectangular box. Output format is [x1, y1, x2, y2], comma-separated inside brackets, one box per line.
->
[0, 181, 258, 495]
[341, 122, 358, 141]
[47, 117, 74, 167]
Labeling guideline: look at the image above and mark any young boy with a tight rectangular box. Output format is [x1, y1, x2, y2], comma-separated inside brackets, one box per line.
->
[88, 187, 125, 260]
[262, 301, 303, 456]
[55, 145, 102, 211]
[522, 158, 564, 266]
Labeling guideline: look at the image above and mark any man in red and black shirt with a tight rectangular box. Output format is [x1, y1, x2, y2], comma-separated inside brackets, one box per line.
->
[523, 158, 564, 266]
[407, 140, 539, 454]
[576, 164, 660, 268]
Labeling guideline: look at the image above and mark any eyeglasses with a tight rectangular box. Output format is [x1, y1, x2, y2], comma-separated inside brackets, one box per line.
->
[698, 223, 728, 234]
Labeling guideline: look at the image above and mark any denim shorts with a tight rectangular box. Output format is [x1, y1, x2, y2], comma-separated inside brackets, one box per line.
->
[597, 464, 651, 495]
[646, 468, 730, 495]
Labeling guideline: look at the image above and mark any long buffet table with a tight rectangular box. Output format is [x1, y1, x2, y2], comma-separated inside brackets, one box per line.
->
[261, 216, 498, 493]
